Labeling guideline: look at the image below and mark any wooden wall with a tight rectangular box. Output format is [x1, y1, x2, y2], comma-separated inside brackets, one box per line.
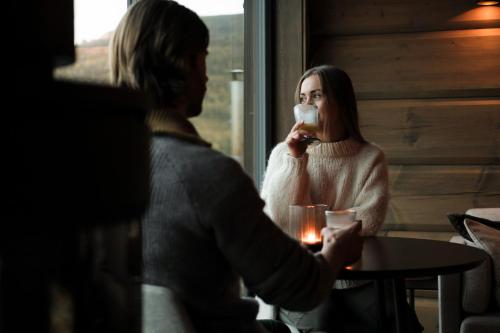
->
[301, 0, 500, 236]
[272, 0, 307, 147]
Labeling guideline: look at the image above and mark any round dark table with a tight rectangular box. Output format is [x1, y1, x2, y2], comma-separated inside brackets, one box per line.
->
[337, 236, 488, 333]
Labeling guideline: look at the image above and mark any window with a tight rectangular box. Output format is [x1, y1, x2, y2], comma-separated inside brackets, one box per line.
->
[53, 0, 270, 182]
[54, 0, 128, 84]
[175, 0, 245, 163]
[56, 0, 245, 164]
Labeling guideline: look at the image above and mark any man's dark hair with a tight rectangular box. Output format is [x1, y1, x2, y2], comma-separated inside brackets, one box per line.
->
[110, 0, 209, 109]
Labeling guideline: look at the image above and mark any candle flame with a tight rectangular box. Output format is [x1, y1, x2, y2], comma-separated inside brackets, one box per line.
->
[302, 230, 321, 244]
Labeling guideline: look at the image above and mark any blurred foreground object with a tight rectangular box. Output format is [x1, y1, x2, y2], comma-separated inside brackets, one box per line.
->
[2, 1, 150, 332]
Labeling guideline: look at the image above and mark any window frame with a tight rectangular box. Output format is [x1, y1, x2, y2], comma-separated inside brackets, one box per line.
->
[130, 0, 268, 185]
[243, 0, 271, 188]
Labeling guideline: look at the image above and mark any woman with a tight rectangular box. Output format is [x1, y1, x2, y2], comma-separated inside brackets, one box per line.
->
[262, 66, 420, 332]
[262, 65, 389, 239]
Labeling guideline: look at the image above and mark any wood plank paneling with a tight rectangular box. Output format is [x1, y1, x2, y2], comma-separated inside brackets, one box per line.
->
[386, 194, 499, 228]
[383, 231, 457, 242]
[313, 29, 500, 99]
[309, 0, 500, 36]
[389, 165, 500, 196]
[359, 99, 500, 164]
[273, 0, 306, 143]
[273, 0, 500, 233]
[386, 165, 500, 228]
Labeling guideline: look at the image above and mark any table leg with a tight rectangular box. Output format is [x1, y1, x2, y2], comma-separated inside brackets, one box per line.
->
[392, 278, 410, 333]
[375, 279, 387, 333]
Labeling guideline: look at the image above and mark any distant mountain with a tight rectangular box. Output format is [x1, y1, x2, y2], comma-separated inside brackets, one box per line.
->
[202, 14, 244, 44]
[57, 14, 244, 155]
[77, 13, 244, 48]
[78, 31, 114, 47]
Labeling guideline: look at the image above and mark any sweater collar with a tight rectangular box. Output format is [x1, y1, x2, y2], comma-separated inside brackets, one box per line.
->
[307, 137, 362, 157]
[147, 110, 211, 147]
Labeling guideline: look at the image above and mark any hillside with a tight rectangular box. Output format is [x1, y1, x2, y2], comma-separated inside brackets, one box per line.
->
[54, 14, 244, 155]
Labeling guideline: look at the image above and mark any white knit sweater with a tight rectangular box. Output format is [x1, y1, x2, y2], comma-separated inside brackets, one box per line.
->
[261, 138, 389, 289]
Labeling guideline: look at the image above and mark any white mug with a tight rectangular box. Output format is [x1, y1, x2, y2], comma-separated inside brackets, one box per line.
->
[325, 209, 356, 229]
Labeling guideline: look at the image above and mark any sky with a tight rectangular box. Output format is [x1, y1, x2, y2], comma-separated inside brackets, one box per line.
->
[74, 0, 244, 44]
[176, 0, 243, 16]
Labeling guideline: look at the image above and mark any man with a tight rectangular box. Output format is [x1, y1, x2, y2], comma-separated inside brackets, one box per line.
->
[110, 1, 362, 332]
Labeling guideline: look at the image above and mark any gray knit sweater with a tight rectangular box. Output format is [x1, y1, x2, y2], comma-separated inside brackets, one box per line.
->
[142, 112, 335, 333]
[261, 139, 389, 289]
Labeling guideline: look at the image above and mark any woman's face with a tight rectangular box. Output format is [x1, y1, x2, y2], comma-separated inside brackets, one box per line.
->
[299, 74, 325, 110]
[299, 74, 343, 140]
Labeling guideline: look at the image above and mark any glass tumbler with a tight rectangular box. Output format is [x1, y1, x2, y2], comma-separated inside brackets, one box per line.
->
[288, 204, 327, 245]
[293, 104, 321, 146]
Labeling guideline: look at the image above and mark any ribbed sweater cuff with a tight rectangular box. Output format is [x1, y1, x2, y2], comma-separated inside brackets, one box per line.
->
[284, 152, 309, 174]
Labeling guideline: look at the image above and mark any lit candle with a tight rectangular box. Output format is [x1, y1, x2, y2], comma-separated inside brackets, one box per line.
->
[302, 230, 321, 244]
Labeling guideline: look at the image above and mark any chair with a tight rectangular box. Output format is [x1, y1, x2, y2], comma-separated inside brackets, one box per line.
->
[142, 284, 197, 333]
[438, 208, 500, 333]
[144, 287, 301, 333]
[256, 297, 301, 333]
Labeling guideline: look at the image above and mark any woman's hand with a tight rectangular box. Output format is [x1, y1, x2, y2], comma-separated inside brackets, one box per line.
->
[286, 121, 312, 158]
[320, 221, 363, 270]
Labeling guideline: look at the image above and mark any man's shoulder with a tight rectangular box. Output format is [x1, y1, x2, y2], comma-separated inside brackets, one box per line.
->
[153, 136, 260, 209]
[153, 135, 247, 179]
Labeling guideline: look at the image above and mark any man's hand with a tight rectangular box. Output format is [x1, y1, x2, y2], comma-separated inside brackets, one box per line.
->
[320, 221, 363, 270]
